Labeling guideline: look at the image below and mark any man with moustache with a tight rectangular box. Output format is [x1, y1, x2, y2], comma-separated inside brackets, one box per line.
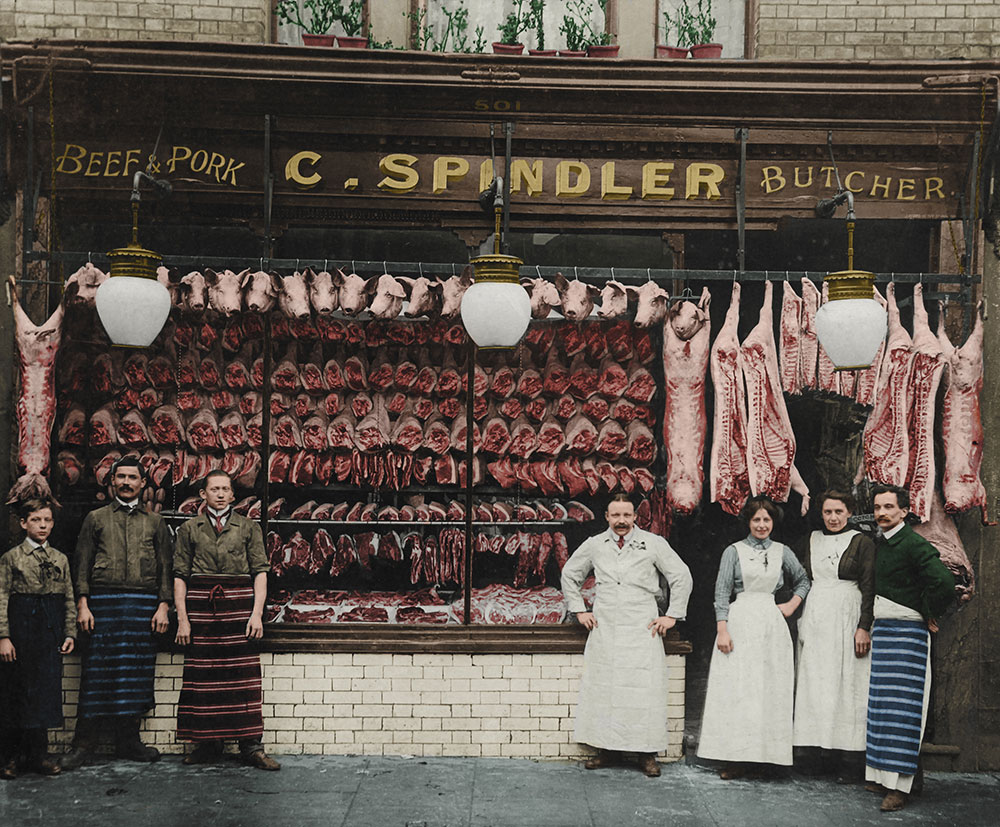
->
[61, 456, 172, 769]
[561, 493, 692, 777]
[865, 485, 955, 812]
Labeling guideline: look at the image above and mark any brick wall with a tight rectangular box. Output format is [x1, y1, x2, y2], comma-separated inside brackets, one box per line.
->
[2, 0, 270, 43]
[52, 652, 688, 760]
[756, 0, 1000, 60]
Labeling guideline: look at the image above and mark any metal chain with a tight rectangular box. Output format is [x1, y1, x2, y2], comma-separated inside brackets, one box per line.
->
[947, 218, 965, 276]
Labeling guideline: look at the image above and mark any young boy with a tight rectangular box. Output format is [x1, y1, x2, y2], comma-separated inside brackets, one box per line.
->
[0, 499, 76, 779]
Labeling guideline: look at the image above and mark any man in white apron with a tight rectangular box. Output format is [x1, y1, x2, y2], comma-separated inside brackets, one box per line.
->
[561, 494, 692, 777]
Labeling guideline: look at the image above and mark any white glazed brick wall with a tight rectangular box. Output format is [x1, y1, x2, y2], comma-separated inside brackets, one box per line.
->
[51, 652, 687, 760]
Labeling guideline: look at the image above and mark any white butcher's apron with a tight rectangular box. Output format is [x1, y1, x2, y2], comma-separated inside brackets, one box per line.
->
[573, 544, 669, 752]
[793, 531, 870, 751]
[698, 541, 793, 765]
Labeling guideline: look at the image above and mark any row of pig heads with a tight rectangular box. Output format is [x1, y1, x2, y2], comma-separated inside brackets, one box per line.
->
[526, 273, 671, 328]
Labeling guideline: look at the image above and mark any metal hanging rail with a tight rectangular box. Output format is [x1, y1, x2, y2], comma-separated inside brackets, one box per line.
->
[20, 251, 977, 287]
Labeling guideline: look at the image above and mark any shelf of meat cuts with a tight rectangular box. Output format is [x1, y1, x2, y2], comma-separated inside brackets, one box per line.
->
[49, 266, 667, 640]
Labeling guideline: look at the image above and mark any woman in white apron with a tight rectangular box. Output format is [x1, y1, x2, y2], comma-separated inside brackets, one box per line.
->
[698, 496, 810, 778]
[793, 489, 875, 780]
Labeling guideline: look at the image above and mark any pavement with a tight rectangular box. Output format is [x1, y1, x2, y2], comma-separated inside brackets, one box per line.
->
[2, 755, 999, 826]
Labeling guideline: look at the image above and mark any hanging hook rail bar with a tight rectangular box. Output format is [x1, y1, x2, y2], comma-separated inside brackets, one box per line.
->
[23, 251, 977, 287]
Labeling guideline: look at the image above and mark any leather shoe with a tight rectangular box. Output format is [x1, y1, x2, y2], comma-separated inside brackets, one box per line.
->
[1, 759, 18, 780]
[639, 755, 661, 777]
[30, 758, 62, 776]
[720, 765, 747, 780]
[242, 750, 280, 771]
[58, 747, 89, 772]
[184, 743, 224, 765]
[115, 740, 160, 763]
[880, 790, 907, 812]
[911, 765, 924, 796]
[584, 750, 617, 770]
[864, 781, 884, 794]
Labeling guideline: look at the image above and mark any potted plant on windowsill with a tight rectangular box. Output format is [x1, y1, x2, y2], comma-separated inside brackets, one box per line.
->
[558, 13, 587, 57]
[684, 0, 721, 58]
[585, 0, 618, 57]
[276, 0, 338, 46]
[335, 0, 368, 48]
[560, 0, 617, 57]
[494, 0, 532, 54]
[655, 6, 688, 59]
[527, 1, 556, 55]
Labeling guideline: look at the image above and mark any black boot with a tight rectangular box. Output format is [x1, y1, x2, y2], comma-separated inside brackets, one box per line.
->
[114, 717, 160, 763]
[60, 717, 96, 771]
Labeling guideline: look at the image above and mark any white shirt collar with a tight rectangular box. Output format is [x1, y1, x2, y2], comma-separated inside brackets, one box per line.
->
[608, 528, 635, 545]
[26, 539, 47, 552]
[116, 497, 140, 510]
[883, 521, 906, 540]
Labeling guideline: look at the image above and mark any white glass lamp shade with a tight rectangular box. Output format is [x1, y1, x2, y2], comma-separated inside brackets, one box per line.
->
[96, 276, 172, 347]
[461, 281, 532, 349]
[816, 298, 887, 369]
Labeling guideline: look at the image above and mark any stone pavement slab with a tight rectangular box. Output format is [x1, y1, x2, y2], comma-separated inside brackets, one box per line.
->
[1, 756, 999, 827]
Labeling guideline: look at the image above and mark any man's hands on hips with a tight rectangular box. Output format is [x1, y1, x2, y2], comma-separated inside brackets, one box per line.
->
[648, 616, 677, 637]
[577, 611, 597, 630]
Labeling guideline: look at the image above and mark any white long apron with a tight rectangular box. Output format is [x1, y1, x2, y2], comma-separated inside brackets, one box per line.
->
[698, 541, 794, 765]
[793, 530, 870, 751]
[574, 570, 669, 752]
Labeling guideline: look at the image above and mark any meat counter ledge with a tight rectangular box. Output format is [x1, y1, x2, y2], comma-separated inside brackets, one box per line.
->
[253, 624, 693, 655]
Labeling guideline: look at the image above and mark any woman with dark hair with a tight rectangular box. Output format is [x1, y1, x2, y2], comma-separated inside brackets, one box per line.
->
[793, 489, 875, 780]
[698, 495, 810, 777]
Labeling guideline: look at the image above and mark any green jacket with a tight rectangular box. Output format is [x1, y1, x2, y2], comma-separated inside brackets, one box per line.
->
[0, 540, 77, 639]
[875, 523, 955, 621]
[173, 512, 269, 580]
[74, 501, 173, 603]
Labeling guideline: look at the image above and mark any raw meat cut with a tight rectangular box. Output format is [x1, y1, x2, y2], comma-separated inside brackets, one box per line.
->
[490, 365, 516, 398]
[535, 419, 566, 457]
[481, 412, 512, 456]
[523, 397, 549, 423]
[623, 362, 656, 403]
[565, 413, 598, 456]
[356, 396, 391, 452]
[90, 404, 119, 447]
[709, 283, 750, 516]
[741, 281, 809, 514]
[509, 417, 539, 460]
[541, 351, 571, 396]
[150, 405, 185, 446]
[663, 286, 711, 514]
[8, 278, 64, 503]
[627, 421, 657, 464]
[798, 277, 820, 390]
[597, 355, 628, 399]
[938, 306, 989, 521]
[271, 413, 303, 449]
[904, 284, 945, 523]
[557, 458, 589, 497]
[118, 410, 150, 447]
[422, 416, 451, 455]
[595, 420, 627, 460]
[567, 500, 595, 522]
[854, 286, 887, 408]
[860, 283, 914, 487]
[327, 412, 357, 451]
[779, 280, 802, 395]
[218, 410, 248, 450]
[567, 354, 599, 400]
[913, 491, 975, 601]
[302, 411, 330, 451]
[516, 367, 544, 399]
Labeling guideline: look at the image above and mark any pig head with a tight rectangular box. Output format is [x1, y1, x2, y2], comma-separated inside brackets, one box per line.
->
[306, 268, 339, 315]
[178, 271, 208, 314]
[596, 280, 630, 319]
[521, 277, 561, 320]
[333, 268, 369, 316]
[439, 266, 474, 320]
[366, 274, 406, 320]
[156, 267, 181, 310]
[271, 271, 311, 320]
[399, 276, 441, 318]
[667, 286, 711, 340]
[64, 263, 109, 307]
[242, 270, 276, 313]
[554, 272, 600, 321]
[627, 281, 670, 328]
[204, 268, 247, 318]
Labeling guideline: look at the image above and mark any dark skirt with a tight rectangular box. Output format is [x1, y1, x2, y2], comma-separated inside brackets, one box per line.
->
[77, 591, 158, 719]
[177, 576, 264, 742]
[0, 594, 66, 730]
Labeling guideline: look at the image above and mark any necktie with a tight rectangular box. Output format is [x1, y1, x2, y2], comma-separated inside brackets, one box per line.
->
[617, 535, 625, 549]
[213, 512, 227, 534]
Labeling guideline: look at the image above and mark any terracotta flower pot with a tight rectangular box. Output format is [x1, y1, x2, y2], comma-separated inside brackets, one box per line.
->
[655, 45, 689, 59]
[586, 44, 620, 58]
[301, 33, 336, 47]
[558, 50, 586, 57]
[492, 42, 525, 55]
[528, 49, 558, 56]
[336, 36, 369, 49]
[689, 43, 723, 59]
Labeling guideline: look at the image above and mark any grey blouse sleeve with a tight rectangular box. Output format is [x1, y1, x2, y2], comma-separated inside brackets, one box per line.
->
[714, 545, 741, 622]
[781, 545, 811, 600]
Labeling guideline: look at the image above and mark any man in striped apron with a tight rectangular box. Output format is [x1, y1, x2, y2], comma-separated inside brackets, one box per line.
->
[62, 457, 172, 770]
[865, 484, 955, 812]
[174, 470, 278, 770]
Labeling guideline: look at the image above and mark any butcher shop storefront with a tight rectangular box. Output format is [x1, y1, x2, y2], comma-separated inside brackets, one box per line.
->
[0, 42, 993, 763]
